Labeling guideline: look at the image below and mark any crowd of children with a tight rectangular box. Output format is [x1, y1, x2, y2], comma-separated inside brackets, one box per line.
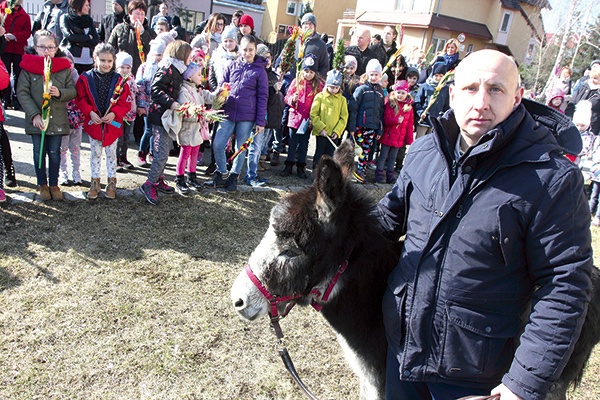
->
[1, 25, 599, 224]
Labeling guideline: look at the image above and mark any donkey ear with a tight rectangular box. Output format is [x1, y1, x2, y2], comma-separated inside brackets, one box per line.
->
[314, 157, 346, 223]
[333, 138, 357, 181]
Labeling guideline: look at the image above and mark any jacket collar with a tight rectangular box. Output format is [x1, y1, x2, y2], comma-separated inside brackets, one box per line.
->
[432, 103, 563, 167]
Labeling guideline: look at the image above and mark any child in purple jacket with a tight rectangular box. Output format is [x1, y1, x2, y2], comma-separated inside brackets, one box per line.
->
[207, 34, 269, 192]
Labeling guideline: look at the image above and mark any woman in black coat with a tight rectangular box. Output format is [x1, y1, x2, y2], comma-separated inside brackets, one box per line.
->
[59, 0, 99, 74]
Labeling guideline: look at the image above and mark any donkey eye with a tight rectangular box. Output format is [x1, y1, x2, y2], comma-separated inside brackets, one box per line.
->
[278, 247, 302, 259]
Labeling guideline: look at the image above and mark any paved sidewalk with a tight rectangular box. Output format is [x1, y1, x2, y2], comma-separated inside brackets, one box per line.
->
[2, 110, 389, 204]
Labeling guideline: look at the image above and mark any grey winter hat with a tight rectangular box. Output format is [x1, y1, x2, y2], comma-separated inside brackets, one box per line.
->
[183, 62, 202, 81]
[301, 13, 317, 27]
[222, 25, 238, 42]
[256, 44, 271, 59]
[326, 69, 342, 87]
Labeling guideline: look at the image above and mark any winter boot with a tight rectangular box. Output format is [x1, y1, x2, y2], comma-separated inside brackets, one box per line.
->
[375, 169, 385, 183]
[204, 171, 228, 188]
[38, 185, 51, 201]
[49, 185, 63, 201]
[386, 170, 396, 184]
[224, 173, 239, 192]
[175, 175, 190, 195]
[270, 151, 280, 167]
[87, 178, 101, 200]
[280, 160, 294, 177]
[105, 177, 117, 199]
[187, 172, 203, 190]
[258, 154, 270, 171]
[157, 176, 175, 194]
[296, 162, 307, 179]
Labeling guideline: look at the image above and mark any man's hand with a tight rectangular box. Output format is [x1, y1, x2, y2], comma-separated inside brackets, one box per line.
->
[491, 384, 522, 399]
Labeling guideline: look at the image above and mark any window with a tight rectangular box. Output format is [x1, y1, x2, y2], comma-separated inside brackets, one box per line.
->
[526, 43, 535, 59]
[287, 1, 297, 15]
[278, 24, 292, 34]
[178, 10, 205, 34]
[297, 2, 305, 16]
[500, 12, 512, 33]
[431, 37, 446, 54]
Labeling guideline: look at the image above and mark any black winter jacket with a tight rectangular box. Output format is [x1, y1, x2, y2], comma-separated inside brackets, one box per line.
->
[59, 9, 99, 60]
[377, 104, 592, 400]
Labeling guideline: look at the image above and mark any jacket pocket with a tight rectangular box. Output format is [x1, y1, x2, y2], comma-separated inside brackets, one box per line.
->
[438, 302, 520, 380]
[382, 280, 408, 349]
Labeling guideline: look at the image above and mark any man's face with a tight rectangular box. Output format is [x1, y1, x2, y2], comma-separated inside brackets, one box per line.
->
[301, 22, 315, 34]
[356, 31, 370, 51]
[450, 50, 524, 145]
[112, 2, 123, 13]
[382, 27, 396, 46]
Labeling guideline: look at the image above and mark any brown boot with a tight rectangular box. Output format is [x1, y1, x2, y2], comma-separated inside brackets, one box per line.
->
[105, 177, 117, 199]
[87, 178, 101, 200]
[258, 154, 270, 171]
[39, 184, 51, 201]
[49, 185, 63, 201]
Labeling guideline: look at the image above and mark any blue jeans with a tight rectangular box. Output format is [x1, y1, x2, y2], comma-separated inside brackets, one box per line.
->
[213, 119, 254, 175]
[246, 128, 269, 181]
[31, 134, 62, 186]
[385, 346, 494, 400]
[286, 127, 311, 165]
[377, 145, 400, 172]
[139, 115, 153, 154]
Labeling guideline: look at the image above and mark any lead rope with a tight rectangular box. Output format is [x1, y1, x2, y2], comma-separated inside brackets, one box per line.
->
[270, 316, 319, 400]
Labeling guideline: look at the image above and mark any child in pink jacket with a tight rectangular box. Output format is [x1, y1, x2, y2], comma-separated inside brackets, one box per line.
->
[377, 80, 414, 183]
[279, 55, 324, 179]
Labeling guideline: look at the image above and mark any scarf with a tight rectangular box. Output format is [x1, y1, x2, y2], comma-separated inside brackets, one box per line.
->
[158, 57, 187, 74]
[65, 8, 94, 29]
[212, 32, 222, 43]
[444, 52, 459, 69]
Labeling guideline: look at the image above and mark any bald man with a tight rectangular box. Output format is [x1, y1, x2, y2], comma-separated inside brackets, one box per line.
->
[376, 50, 592, 400]
[345, 27, 378, 76]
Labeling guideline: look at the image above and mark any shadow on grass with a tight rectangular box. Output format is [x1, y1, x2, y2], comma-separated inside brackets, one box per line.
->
[0, 190, 283, 285]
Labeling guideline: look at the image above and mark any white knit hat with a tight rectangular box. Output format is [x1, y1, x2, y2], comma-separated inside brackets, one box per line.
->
[115, 52, 133, 68]
[365, 59, 382, 75]
[572, 100, 592, 127]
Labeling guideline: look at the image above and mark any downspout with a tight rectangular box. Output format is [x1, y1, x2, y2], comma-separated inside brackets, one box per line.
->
[435, 0, 442, 16]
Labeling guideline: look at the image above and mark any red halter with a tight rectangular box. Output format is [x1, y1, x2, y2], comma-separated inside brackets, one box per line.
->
[243, 260, 349, 320]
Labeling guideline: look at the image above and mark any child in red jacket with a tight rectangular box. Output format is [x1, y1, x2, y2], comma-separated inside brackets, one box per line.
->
[76, 43, 131, 200]
[376, 80, 414, 183]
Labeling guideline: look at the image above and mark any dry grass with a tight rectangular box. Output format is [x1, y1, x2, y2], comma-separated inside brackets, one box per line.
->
[0, 190, 599, 399]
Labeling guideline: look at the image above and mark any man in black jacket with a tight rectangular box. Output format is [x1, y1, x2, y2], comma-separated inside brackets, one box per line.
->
[378, 50, 593, 400]
[99, 0, 126, 42]
[345, 27, 378, 76]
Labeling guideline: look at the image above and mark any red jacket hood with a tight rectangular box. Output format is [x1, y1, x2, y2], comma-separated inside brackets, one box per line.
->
[20, 54, 72, 75]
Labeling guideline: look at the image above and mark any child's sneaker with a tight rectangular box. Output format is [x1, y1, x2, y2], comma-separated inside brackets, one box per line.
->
[116, 160, 127, 173]
[156, 176, 175, 194]
[367, 161, 377, 170]
[0, 189, 6, 203]
[122, 158, 134, 170]
[140, 180, 159, 205]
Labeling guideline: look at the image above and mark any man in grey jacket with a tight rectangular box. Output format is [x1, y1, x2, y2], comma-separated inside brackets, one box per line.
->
[377, 50, 593, 400]
[32, 0, 69, 43]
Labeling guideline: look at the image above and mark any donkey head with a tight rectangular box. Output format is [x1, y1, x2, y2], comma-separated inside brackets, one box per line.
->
[231, 140, 358, 321]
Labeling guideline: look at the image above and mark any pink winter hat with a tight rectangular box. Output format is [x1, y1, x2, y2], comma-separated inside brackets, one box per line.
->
[393, 80, 410, 92]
